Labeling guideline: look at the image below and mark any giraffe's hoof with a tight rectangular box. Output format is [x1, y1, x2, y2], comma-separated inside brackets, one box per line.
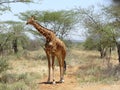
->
[59, 79, 64, 83]
[53, 81, 56, 84]
[46, 82, 51, 84]
[47, 80, 51, 84]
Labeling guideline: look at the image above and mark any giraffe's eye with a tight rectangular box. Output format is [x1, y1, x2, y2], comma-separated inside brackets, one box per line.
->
[49, 42, 53, 46]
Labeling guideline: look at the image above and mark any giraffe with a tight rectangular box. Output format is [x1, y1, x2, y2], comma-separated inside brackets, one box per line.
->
[26, 16, 66, 84]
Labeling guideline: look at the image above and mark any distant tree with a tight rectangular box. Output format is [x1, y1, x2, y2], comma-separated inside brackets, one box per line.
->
[83, 36, 98, 50]
[0, 21, 29, 54]
[11, 24, 29, 53]
[77, 7, 116, 58]
[0, 33, 11, 55]
[103, 2, 120, 62]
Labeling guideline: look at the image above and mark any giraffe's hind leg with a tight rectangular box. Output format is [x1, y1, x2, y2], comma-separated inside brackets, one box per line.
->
[60, 52, 66, 83]
[60, 59, 65, 83]
[57, 56, 64, 83]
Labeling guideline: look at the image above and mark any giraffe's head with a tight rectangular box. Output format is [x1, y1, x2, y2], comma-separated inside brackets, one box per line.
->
[26, 16, 35, 25]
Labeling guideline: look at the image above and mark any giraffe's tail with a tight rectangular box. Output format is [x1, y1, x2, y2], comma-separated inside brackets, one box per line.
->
[64, 60, 66, 74]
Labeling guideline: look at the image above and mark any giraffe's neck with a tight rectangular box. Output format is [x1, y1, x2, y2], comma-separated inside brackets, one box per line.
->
[31, 21, 55, 41]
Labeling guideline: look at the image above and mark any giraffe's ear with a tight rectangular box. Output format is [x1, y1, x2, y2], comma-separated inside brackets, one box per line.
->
[31, 15, 36, 20]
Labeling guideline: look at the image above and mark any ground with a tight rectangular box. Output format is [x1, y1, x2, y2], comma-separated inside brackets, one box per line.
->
[39, 65, 120, 90]
[39, 65, 79, 90]
[1, 48, 120, 90]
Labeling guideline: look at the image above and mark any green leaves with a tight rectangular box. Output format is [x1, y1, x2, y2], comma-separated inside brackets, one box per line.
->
[0, 0, 33, 15]
[0, 58, 9, 74]
[0, 0, 32, 4]
[0, 21, 29, 54]
[77, 7, 117, 54]
[19, 10, 76, 39]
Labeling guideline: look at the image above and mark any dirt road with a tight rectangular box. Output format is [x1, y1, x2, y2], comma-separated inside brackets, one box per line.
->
[39, 65, 120, 90]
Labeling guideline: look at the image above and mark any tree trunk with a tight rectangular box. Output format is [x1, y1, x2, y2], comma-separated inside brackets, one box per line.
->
[116, 43, 120, 63]
[99, 47, 107, 58]
[0, 44, 3, 55]
[12, 38, 18, 53]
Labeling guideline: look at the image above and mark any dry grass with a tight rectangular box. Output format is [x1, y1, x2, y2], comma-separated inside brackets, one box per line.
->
[0, 47, 120, 89]
[66, 48, 120, 84]
[0, 48, 48, 90]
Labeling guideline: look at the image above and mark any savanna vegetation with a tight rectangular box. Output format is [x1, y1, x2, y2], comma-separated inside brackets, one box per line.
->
[0, 0, 120, 90]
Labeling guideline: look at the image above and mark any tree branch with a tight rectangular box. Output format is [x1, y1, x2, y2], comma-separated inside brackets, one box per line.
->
[0, 0, 31, 4]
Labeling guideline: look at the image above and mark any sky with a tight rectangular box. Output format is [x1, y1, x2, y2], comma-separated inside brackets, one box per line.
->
[0, 0, 111, 21]
[0, 0, 112, 41]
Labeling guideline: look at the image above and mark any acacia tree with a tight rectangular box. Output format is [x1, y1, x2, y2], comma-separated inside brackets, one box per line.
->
[0, 33, 11, 55]
[77, 7, 116, 58]
[103, 1, 120, 62]
[0, 0, 38, 54]
[18, 10, 77, 40]
[10, 23, 29, 53]
[0, 0, 32, 4]
[0, 21, 29, 54]
[12, 23, 30, 53]
[0, 0, 33, 14]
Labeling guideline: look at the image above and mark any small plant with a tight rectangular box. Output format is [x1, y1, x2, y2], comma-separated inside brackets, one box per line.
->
[0, 73, 18, 83]
[0, 81, 29, 90]
[0, 72, 40, 90]
[0, 58, 9, 74]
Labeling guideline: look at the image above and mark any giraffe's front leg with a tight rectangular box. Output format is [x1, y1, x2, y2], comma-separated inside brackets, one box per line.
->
[45, 51, 51, 83]
[47, 59, 51, 83]
[52, 55, 56, 84]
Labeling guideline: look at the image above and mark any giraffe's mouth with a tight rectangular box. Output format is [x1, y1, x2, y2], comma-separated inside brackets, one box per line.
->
[26, 22, 28, 25]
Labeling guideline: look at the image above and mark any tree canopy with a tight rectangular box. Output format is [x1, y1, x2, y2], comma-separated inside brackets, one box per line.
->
[18, 10, 77, 39]
[0, 0, 34, 14]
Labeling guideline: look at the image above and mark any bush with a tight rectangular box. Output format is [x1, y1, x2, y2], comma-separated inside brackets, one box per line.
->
[0, 73, 18, 83]
[0, 58, 9, 74]
[0, 73, 40, 90]
[0, 81, 29, 90]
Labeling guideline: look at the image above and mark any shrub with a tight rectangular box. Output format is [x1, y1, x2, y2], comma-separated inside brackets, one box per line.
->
[0, 58, 9, 74]
[0, 73, 40, 90]
[0, 81, 29, 90]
